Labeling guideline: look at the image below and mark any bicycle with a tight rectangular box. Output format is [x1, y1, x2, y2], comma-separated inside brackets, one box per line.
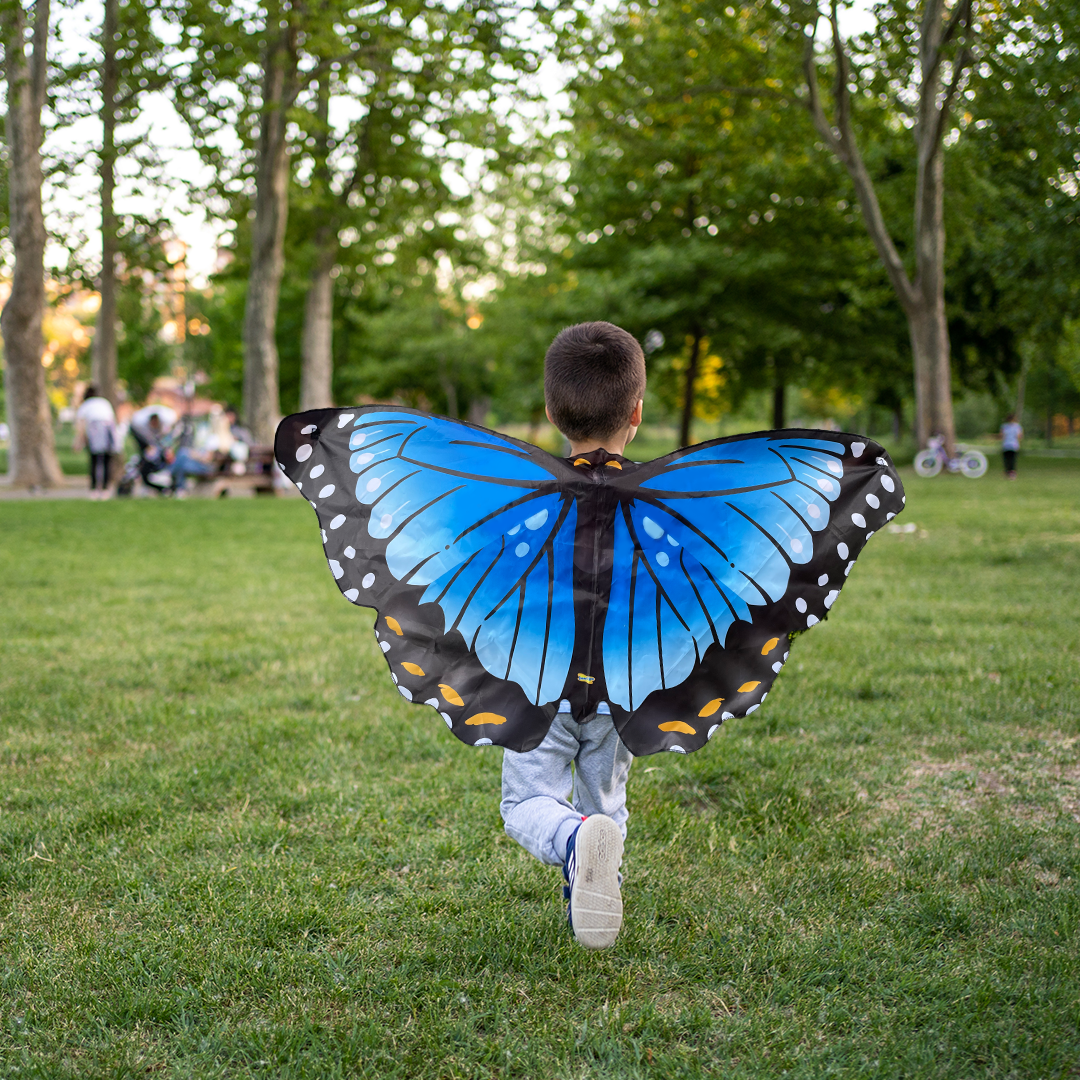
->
[913, 435, 988, 478]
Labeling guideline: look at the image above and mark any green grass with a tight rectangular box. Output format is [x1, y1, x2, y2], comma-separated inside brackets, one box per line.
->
[1, 460, 1078, 1079]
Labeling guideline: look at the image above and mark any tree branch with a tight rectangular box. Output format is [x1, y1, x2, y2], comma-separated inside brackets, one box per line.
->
[800, 4, 919, 311]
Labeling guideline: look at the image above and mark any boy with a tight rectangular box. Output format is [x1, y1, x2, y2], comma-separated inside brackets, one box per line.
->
[500, 321, 646, 950]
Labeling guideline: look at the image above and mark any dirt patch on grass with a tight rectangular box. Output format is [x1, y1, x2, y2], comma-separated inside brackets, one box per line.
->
[873, 741, 1080, 836]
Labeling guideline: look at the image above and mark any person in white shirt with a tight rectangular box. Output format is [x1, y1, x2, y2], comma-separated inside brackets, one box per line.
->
[999, 413, 1023, 480]
[73, 386, 120, 499]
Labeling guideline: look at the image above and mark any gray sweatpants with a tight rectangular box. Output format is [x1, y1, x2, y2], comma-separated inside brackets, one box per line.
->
[500, 707, 634, 866]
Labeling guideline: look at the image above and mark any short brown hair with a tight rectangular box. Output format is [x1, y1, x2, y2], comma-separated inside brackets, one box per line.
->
[544, 322, 646, 442]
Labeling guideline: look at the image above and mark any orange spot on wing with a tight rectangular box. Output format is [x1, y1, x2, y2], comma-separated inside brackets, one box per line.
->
[605, 460, 623, 469]
[401, 662, 425, 677]
[698, 698, 724, 717]
[574, 457, 591, 466]
[438, 684, 464, 707]
[385, 617, 403, 636]
[761, 637, 780, 655]
[465, 712, 507, 726]
[737, 680, 761, 693]
[659, 720, 696, 735]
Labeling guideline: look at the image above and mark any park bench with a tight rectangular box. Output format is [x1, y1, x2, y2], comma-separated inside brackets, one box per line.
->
[192, 445, 281, 498]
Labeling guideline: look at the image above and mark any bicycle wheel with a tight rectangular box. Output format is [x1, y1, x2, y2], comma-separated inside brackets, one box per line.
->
[913, 449, 942, 477]
[959, 450, 988, 479]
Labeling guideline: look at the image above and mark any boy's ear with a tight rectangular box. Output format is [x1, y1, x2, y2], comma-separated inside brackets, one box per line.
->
[630, 399, 643, 427]
[545, 406, 554, 425]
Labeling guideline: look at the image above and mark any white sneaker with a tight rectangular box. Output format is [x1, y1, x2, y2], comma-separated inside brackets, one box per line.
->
[563, 814, 624, 949]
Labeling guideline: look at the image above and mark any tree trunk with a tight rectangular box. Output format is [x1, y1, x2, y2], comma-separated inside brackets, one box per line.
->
[771, 376, 785, 429]
[299, 233, 335, 410]
[679, 329, 702, 447]
[910, 107, 956, 451]
[242, 20, 294, 444]
[1, 0, 62, 488]
[90, 0, 118, 407]
[802, 0, 967, 456]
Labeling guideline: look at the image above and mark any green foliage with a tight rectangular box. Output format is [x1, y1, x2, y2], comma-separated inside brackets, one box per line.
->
[1, 462, 1079, 1076]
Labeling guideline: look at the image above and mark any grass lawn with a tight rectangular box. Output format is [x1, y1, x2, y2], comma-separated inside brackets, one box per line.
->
[1, 458, 1078, 1079]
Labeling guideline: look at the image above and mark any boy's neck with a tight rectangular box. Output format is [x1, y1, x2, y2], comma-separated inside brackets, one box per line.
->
[568, 436, 631, 458]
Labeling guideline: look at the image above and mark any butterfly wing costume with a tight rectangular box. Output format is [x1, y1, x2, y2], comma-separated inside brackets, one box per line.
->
[275, 408, 905, 756]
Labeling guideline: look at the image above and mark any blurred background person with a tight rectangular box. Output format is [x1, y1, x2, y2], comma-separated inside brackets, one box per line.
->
[1000, 413, 1023, 480]
[73, 385, 120, 499]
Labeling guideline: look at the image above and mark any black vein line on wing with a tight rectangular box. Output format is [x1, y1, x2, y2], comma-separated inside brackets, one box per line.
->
[771, 490, 815, 535]
[449, 438, 538, 462]
[389, 485, 463, 547]
[535, 546, 555, 704]
[787, 453, 844, 481]
[629, 494, 731, 565]
[655, 584, 665, 688]
[348, 431, 401, 457]
[502, 581, 527, 682]
[484, 499, 574, 618]
[647, 457, 745, 472]
[450, 538, 506, 635]
[679, 548, 719, 646]
[367, 468, 421, 512]
[621, 505, 692, 635]
[629, 477, 796, 499]
[698, 561, 742, 624]
[455, 489, 559, 545]
[777, 442, 845, 457]
[351, 417, 420, 432]
[432, 547, 484, 606]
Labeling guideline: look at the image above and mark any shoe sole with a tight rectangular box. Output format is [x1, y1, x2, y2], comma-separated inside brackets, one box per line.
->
[570, 815, 623, 949]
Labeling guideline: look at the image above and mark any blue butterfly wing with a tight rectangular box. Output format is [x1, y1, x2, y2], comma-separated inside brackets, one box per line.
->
[275, 407, 579, 751]
[602, 431, 905, 755]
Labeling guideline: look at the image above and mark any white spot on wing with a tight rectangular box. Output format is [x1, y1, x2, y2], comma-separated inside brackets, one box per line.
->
[817, 478, 835, 493]
[310, 464, 324, 479]
[643, 517, 664, 540]
[851, 442, 865, 457]
[362, 572, 375, 588]
[337, 413, 355, 427]
[837, 542, 849, 559]
[851, 512, 866, 527]
[329, 559, 344, 579]
[881, 474, 895, 492]
[656, 551, 669, 567]
[366, 477, 381, 492]
[343, 588, 359, 601]
[795, 598, 807, 613]
[301, 424, 317, 434]
[866, 493, 879, 509]
[525, 508, 548, 530]
[515, 542, 530, 557]
[330, 514, 346, 530]
[319, 484, 336, 499]
[296, 444, 312, 462]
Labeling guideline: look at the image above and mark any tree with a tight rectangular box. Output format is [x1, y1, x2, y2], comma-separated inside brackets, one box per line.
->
[174, 0, 547, 443]
[89, 0, 168, 407]
[1, 0, 63, 487]
[552, 0, 888, 443]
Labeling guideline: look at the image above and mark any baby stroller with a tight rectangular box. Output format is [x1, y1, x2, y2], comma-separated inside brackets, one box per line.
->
[116, 405, 179, 497]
